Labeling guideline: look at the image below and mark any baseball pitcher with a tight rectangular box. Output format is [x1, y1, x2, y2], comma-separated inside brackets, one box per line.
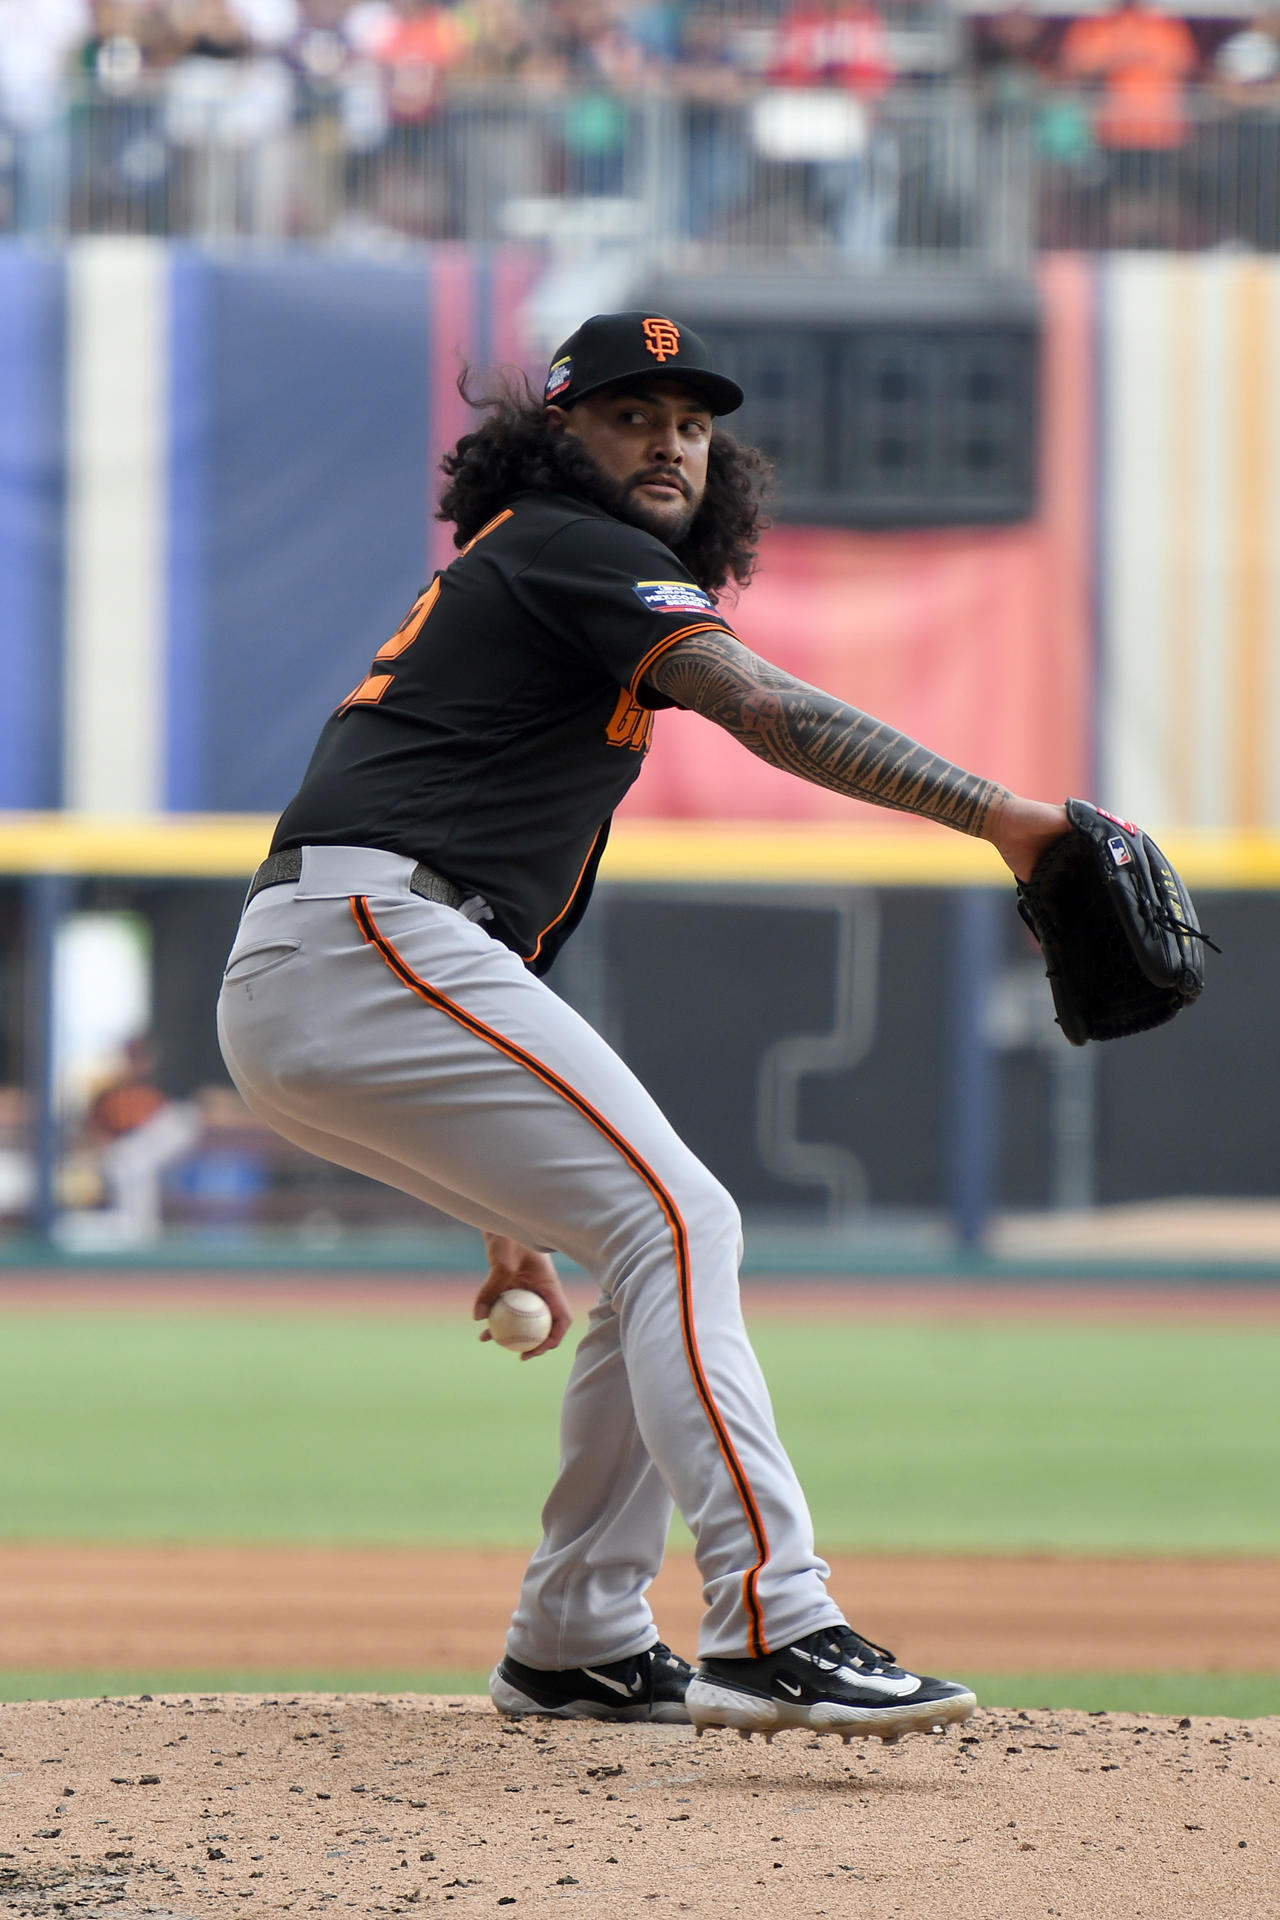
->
[218, 311, 1076, 1743]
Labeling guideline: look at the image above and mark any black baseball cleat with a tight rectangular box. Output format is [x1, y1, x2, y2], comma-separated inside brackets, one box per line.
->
[489, 1640, 694, 1723]
[686, 1624, 977, 1743]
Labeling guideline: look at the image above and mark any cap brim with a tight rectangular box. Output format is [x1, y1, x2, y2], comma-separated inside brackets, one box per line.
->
[565, 365, 744, 417]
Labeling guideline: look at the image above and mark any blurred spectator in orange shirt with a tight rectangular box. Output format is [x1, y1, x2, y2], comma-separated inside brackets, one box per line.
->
[367, 0, 469, 122]
[1060, 0, 1198, 151]
[1060, 0, 1198, 242]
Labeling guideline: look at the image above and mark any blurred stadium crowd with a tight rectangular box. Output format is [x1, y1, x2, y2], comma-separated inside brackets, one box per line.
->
[1, 0, 1278, 250]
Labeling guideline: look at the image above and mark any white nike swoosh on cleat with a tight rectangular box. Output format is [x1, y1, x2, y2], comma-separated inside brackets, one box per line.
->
[581, 1669, 645, 1697]
[777, 1678, 804, 1698]
[792, 1649, 918, 1697]
[833, 1666, 919, 1698]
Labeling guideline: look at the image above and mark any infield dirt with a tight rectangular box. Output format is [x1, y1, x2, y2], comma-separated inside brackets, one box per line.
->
[1, 1544, 1279, 1674]
[2, 1547, 1279, 1915]
[2, 1692, 1276, 1918]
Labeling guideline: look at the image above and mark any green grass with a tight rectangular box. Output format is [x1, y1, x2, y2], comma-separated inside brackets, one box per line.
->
[0, 1670, 486, 1703]
[764, 1318, 1280, 1553]
[0, 1309, 1278, 1552]
[1, 1671, 1276, 1718]
[961, 1673, 1280, 1718]
[0, 1310, 569, 1546]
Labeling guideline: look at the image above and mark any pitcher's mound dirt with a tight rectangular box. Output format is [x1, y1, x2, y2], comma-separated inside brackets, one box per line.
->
[2, 1693, 1277, 1919]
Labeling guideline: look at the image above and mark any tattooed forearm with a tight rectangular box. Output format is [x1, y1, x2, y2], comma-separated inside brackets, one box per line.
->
[646, 630, 1008, 837]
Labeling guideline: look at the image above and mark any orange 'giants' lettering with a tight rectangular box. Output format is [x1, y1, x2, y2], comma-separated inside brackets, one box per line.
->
[606, 690, 654, 753]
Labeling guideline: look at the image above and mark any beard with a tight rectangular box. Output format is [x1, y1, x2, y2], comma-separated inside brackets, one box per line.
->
[616, 482, 698, 547]
[546, 434, 699, 548]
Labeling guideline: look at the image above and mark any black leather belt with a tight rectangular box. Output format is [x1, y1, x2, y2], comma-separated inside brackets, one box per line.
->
[246, 847, 466, 910]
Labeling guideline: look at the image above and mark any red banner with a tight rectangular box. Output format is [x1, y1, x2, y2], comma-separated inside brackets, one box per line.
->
[620, 256, 1094, 829]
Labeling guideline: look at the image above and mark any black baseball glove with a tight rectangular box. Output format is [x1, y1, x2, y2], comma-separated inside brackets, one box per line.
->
[1015, 798, 1215, 1046]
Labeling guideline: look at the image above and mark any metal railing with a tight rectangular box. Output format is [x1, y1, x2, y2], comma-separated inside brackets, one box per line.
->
[1, 77, 1278, 263]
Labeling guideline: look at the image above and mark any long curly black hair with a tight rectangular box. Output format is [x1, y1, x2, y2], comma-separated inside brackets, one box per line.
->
[436, 371, 771, 599]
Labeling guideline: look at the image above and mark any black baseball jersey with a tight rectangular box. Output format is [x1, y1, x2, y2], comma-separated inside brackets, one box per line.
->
[272, 490, 737, 974]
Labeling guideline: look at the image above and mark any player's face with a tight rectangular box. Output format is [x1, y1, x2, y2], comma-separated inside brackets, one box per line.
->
[549, 380, 713, 544]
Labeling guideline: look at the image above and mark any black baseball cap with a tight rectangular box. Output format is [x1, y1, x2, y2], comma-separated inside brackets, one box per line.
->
[544, 311, 743, 416]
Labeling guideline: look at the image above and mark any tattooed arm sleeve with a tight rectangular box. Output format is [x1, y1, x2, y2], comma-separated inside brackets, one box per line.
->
[644, 628, 1008, 838]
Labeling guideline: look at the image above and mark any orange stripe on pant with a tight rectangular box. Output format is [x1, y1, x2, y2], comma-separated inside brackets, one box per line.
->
[349, 892, 772, 1658]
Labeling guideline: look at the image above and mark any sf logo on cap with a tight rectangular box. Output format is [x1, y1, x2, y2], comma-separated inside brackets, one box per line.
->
[643, 318, 680, 363]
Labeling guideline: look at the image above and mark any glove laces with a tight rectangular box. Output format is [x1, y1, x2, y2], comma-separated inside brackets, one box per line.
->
[1144, 899, 1222, 955]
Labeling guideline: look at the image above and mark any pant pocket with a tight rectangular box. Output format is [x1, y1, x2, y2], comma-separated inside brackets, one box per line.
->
[222, 939, 303, 985]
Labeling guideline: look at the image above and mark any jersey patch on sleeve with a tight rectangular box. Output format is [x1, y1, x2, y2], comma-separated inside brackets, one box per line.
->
[633, 579, 717, 615]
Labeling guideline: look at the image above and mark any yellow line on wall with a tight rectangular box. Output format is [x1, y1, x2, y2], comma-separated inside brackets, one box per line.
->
[604, 823, 1004, 884]
[601, 823, 1280, 889]
[0, 813, 274, 877]
[2, 813, 1280, 890]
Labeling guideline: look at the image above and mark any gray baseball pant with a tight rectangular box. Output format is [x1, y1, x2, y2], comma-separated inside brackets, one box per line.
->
[216, 845, 844, 1667]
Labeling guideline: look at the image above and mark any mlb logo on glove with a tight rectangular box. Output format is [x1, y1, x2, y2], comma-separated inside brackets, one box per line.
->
[1106, 836, 1132, 868]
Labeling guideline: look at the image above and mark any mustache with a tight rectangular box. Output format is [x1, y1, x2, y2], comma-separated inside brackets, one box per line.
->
[629, 468, 692, 503]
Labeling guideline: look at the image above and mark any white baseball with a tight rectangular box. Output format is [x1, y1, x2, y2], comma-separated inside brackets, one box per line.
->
[487, 1287, 553, 1354]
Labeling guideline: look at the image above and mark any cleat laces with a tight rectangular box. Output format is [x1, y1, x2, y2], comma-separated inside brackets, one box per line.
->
[824, 1625, 905, 1676]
